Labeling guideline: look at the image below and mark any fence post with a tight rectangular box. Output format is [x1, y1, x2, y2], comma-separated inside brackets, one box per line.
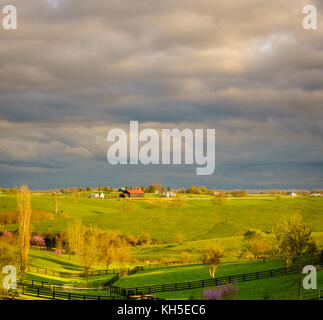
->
[68, 293, 71, 301]
[53, 291, 55, 300]
[256, 272, 258, 280]
[37, 288, 40, 297]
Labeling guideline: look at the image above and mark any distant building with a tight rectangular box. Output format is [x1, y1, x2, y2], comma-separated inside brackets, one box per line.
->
[164, 191, 176, 198]
[120, 189, 145, 198]
[88, 193, 104, 199]
[287, 192, 297, 196]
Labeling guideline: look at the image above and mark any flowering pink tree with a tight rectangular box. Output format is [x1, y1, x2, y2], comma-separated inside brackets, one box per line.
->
[204, 282, 239, 300]
[2, 231, 13, 238]
[30, 235, 46, 247]
[54, 249, 62, 255]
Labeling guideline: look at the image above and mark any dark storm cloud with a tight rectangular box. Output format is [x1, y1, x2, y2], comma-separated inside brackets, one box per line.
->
[0, 0, 322, 188]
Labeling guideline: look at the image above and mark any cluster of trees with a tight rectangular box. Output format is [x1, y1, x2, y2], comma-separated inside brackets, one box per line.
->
[176, 186, 248, 197]
[200, 214, 319, 300]
[63, 219, 129, 278]
[177, 185, 211, 195]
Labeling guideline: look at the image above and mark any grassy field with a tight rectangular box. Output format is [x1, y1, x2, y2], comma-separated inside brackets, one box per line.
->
[154, 271, 323, 300]
[1, 194, 322, 300]
[114, 258, 285, 287]
[1, 195, 322, 243]
[19, 250, 322, 300]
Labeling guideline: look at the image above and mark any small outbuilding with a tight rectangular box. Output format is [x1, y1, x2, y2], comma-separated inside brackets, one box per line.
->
[164, 191, 176, 198]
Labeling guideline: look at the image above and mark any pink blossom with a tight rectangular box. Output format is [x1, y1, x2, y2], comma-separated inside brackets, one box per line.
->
[204, 282, 239, 300]
[2, 230, 13, 238]
[54, 249, 62, 255]
[30, 235, 46, 246]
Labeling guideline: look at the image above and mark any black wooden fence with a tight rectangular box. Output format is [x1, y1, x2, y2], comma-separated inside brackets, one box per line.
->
[110, 262, 323, 296]
[20, 283, 120, 300]
[26, 260, 183, 279]
[19, 280, 164, 300]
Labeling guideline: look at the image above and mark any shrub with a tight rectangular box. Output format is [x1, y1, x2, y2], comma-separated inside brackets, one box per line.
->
[54, 249, 62, 255]
[0, 209, 54, 224]
[204, 282, 238, 300]
[2, 231, 13, 239]
[30, 235, 46, 247]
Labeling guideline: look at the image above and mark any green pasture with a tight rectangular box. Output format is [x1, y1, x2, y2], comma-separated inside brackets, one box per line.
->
[154, 271, 323, 300]
[1, 195, 322, 245]
[114, 258, 285, 288]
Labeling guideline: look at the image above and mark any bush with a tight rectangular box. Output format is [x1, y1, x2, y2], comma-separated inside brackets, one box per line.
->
[0, 209, 54, 224]
[204, 282, 239, 300]
[30, 235, 46, 247]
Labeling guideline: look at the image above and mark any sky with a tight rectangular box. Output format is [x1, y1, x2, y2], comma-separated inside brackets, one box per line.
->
[0, 0, 322, 190]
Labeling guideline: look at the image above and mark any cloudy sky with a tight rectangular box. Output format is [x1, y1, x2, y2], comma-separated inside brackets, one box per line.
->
[0, 0, 322, 190]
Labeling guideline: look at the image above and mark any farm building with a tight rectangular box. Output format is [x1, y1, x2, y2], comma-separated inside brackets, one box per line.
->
[120, 189, 145, 198]
[164, 191, 176, 198]
[88, 193, 105, 199]
[287, 192, 297, 196]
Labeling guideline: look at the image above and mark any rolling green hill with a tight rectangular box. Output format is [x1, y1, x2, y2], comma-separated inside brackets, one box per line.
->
[1, 195, 322, 245]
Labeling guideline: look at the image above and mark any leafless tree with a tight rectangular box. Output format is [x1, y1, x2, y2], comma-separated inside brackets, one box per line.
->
[17, 185, 32, 274]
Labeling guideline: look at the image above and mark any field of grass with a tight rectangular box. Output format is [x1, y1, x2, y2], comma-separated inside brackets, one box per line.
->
[154, 271, 323, 300]
[1, 195, 322, 244]
[20, 250, 321, 300]
[114, 258, 285, 287]
[1, 194, 322, 300]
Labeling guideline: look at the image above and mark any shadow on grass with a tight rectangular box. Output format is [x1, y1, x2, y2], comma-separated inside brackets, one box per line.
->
[29, 253, 83, 272]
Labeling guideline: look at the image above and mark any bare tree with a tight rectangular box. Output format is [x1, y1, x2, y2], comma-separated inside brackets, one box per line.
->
[63, 218, 85, 255]
[200, 244, 224, 278]
[98, 230, 129, 270]
[64, 220, 100, 280]
[246, 236, 269, 261]
[79, 225, 100, 279]
[273, 213, 318, 299]
[17, 185, 32, 274]
[50, 192, 64, 217]
[118, 199, 133, 214]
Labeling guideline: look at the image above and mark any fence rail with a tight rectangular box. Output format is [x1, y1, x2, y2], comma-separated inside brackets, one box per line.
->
[21, 283, 120, 300]
[111, 262, 323, 296]
[19, 280, 163, 300]
[26, 260, 184, 279]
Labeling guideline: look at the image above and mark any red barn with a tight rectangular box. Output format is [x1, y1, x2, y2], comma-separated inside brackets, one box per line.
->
[120, 189, 144, 198]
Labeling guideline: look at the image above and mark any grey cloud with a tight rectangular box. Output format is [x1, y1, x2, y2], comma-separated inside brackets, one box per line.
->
[0, 0, 322, 188]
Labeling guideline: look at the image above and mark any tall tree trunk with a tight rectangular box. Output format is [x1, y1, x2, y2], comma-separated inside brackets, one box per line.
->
[17, 185, 32, 274]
